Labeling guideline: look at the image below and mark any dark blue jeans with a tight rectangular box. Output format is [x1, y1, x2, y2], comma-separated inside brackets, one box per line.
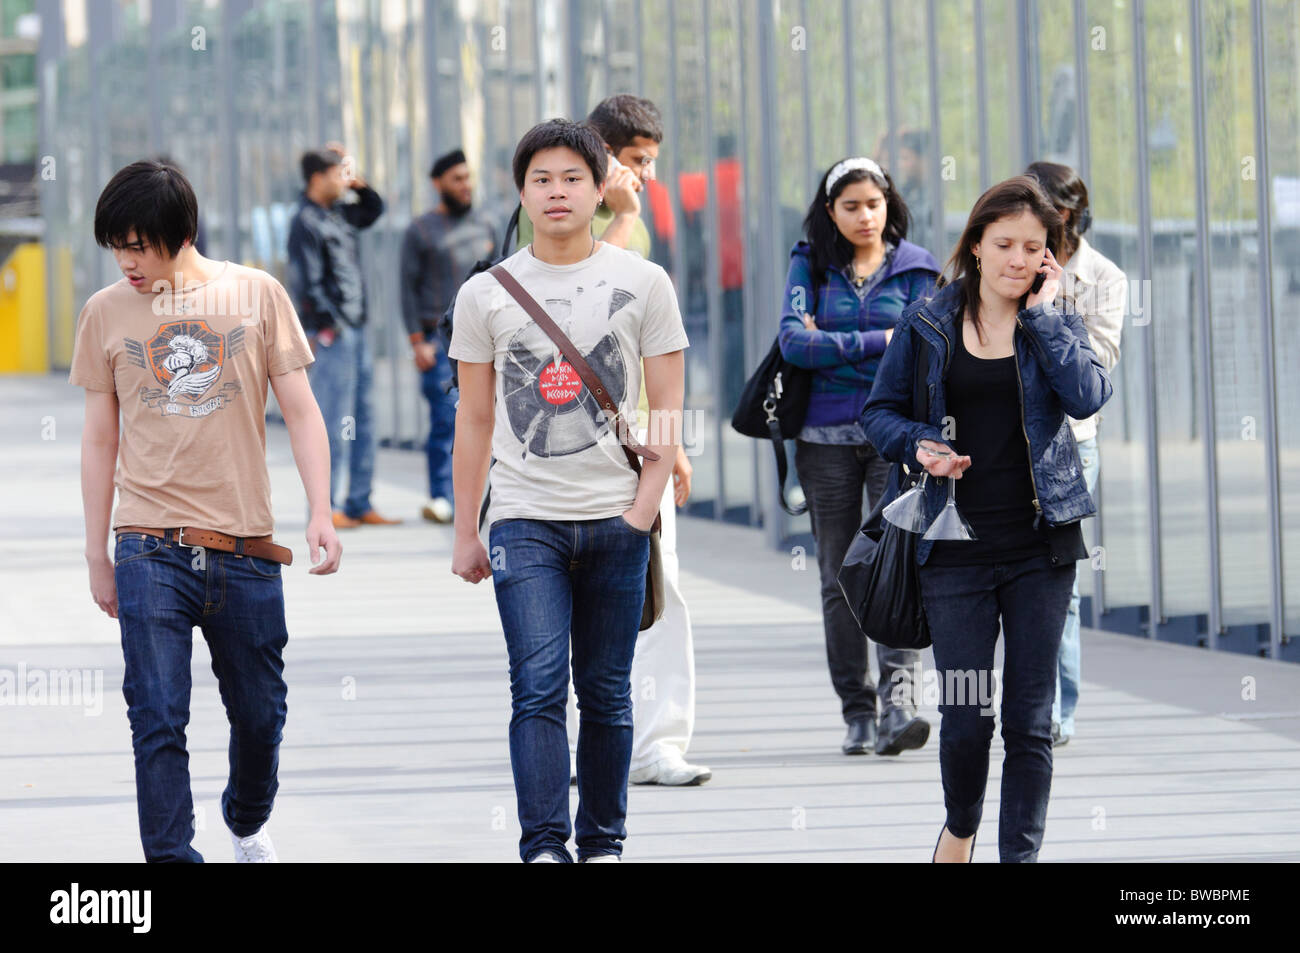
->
[308, 322, 376, 519]
[113, 532, 289, 863]
[917, 553, 1075, 862]
[488, 515, 649, 862]
[420, 333, 456, 501]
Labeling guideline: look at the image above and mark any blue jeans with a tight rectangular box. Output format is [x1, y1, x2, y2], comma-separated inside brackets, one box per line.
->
[308, 322, 376, 519]
[420, 333, 456, 501]
[1053, 436, 1099, 738]
[113, 532, 289, 862]
[488, 516, 649, 862]
[918, 553, 1076, 862]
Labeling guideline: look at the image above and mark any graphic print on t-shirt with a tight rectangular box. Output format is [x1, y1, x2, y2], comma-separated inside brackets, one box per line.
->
[124, 319, 244, 418]
[500, 283, 636, 459]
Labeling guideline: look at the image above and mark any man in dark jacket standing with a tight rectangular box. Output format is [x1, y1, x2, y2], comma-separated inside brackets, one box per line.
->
[288, 145, 400, 529]
[399, 148, 496, 523]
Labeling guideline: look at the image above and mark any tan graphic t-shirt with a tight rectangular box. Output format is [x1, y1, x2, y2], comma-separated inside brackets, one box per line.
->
[68, 261, 314, 537]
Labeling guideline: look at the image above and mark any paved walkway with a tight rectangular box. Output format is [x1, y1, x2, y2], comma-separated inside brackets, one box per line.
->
[3, 374, 1299, 862]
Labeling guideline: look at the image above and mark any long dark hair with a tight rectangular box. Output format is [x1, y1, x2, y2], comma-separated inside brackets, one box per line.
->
[936, 175, 1064, 341]
[802, 158, 911, 278]
[1025, 160, 1091, 261]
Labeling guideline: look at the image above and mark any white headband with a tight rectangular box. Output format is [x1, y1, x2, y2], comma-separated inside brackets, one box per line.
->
[826, 157, 885, 194]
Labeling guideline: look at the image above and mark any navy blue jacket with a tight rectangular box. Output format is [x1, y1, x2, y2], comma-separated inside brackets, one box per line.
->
[286, 185, 385, 333]
[860, 279, 1113, 565]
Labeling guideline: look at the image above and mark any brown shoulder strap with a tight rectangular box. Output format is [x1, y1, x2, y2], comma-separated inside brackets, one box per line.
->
[489, 263, 660, 472]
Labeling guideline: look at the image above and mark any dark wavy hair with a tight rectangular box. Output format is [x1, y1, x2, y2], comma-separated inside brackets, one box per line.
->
[1025, 160, 1092, 262]
[802, 158, 911, 278]
[936, 175, 1064, 341]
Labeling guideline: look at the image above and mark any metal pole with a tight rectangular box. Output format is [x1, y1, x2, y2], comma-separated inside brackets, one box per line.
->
[1072, 0, 1091, 184]
[974, 0, 989, 190]
[1132, 0, 1162, 634]
[1249, 0, 1286, 656]
[757, 0, 783, 548]
[1018, 0, 1037, 167]
[925, 0, 943, 255]
[883, 0, 898, 174]
[1188, 0, 1224, 647]
[702, 0, 725, 518]
[842, 0, 855, 152]
[798, 0, 813, 192]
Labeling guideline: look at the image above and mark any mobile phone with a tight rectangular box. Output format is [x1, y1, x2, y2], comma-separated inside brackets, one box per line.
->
[1029, 271, 1046, 295]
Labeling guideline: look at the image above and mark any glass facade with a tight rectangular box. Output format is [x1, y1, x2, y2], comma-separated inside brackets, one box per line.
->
[36, 0, 1300, 660]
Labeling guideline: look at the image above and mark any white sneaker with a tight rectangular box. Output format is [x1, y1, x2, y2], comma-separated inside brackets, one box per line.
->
[580, 854, 621, 863]
[527, 850, 565, 862]
[421, 497, 454, 523]
[230, 825, 279, 863]
[629, 757, 712, 786]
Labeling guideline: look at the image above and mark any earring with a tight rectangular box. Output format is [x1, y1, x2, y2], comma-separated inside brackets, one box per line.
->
[974, 256, 982, 274]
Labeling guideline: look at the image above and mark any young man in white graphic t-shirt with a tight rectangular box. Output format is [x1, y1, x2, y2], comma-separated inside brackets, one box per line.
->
[449, 119, 688, 863]
[71, 160, 342, 862]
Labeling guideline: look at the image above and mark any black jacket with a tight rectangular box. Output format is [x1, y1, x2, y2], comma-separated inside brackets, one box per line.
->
[286, 186, 384, 333]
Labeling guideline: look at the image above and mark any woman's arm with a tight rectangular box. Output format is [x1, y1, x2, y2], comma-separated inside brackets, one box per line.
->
[777, 251, 886, 368]
[1017, 301, 1113, 420]
[859, 316, 945, 464]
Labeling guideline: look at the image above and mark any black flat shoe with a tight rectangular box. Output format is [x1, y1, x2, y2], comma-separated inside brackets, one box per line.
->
[876, 708, 931, 756]
[841, 717, 877, 755]
[931, 825, 977, 862]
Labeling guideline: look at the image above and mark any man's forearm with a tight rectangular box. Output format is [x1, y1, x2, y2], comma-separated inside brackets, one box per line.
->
[597, 212, 639, 250]
[283, 404, 333, 520]
[81, 435, 117, 559]
[452, 411, 493, 538]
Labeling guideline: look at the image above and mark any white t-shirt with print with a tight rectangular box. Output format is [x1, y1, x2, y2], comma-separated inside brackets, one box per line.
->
[448, 242, 689, 526]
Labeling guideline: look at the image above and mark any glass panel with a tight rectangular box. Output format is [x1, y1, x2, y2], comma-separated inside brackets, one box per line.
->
[711, 0, 754, 523]
[1144, 1, 1213, 628]
[984, 0, 1027, 182]
[935, 0, 981, 260]
[1264, 0, 1300, 646]
[671, 0, 717, 517]
[1201, 0, 1270, 640]
[1034, 0, 1081, 169]
[882, 0, 937, 258]
[1084, 0, 1150, 622]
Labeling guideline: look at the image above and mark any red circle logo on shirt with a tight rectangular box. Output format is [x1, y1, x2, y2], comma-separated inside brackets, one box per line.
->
[539, 360, 583, 405]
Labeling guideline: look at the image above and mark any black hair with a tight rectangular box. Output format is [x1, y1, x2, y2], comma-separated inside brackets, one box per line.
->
[586, 95, 664, 154]
[802, 158, 911, 278]
[512, 118, 608, 191]
[936, 175, 1064, 341]
[300, 148, 343, 183]
[431, 148, 467, 179]
[93, 159, 198, 258]
[1025, 160, 1092, 261]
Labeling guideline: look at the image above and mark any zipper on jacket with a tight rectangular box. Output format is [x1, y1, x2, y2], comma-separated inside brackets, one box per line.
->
[916, 311, 950, 375]
[1013, 319, 1043, 528]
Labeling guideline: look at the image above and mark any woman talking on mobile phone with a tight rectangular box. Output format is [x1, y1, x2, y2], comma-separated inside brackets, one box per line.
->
[860, 176, 1112, 862]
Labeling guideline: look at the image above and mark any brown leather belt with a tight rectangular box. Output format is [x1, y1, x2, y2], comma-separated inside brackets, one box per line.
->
[115, 526, 294, 566]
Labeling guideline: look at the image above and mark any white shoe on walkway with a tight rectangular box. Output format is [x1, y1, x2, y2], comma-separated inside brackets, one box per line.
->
[629, 757, 712, 786]
[230, 825, 279, 863]
[580, 854, 621, 863]
[527, 850, 565, 862]
[421, 497, 454, 523]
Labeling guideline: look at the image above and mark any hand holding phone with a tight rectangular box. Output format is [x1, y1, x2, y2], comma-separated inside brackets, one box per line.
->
[1026, 247, 1063, 308]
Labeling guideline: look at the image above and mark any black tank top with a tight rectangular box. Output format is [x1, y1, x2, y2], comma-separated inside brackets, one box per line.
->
[927, 321, 1051, 566]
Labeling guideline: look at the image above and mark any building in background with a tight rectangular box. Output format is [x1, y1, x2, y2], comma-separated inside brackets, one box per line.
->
[32, 0, 1300, 662]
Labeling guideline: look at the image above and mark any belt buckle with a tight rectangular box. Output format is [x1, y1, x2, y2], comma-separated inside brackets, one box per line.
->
[177, 526, 193, 548]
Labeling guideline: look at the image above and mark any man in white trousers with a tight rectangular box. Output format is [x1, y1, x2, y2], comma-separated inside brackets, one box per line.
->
[558, 95, 710, 786]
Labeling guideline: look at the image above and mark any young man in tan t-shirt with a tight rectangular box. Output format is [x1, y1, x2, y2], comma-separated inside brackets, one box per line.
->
[70, 160, 342, 863]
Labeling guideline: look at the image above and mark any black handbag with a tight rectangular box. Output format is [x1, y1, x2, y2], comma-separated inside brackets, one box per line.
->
[729, 277, 821, 516]
[836, 336, 934, 651]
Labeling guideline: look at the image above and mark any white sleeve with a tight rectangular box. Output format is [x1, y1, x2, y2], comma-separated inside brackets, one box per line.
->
[638, 266, 690, 358]
[447, 276, 495, 363]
